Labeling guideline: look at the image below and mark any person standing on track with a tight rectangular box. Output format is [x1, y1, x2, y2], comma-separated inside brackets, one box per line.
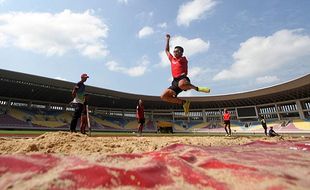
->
[136, 99, 145, 136]
[160, 34, 211, 116]
[223, 109, 231, 136]
[70, 73, 89, 133]
[260, 115, 268, 136]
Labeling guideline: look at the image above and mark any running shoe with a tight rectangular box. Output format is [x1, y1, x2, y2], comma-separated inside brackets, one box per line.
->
[198, 87, 211, 93]
[183, 100, 191, 116]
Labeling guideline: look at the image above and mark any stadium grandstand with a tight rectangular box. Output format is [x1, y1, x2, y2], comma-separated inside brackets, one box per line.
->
[0, 68, 310, 134]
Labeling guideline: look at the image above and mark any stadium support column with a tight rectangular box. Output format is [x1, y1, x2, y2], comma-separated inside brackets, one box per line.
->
[202, 109, 206, 122]
[255, 106, 258, 120]
[275, 103, 281, 120]
[6, 99, 11, 110]
[172, 111, 175, 122]
[151, 111, 154, 121]
[220, 108, 224, 122]
[28, 101, 32, 109]
[296, 100, 305, 119]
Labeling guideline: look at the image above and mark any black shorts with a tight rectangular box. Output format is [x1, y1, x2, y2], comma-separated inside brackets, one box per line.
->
[224, 120, 230, 125]
[138, 118, 145, 124]
[168, 75, 191, 96]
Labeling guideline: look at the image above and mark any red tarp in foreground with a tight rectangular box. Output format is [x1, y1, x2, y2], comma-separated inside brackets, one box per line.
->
[0, 140, 310, 190]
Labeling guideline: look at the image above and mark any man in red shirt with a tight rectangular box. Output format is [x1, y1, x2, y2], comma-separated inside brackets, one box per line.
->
[223, 109, 231, 136]
[136, 99, 145, 136]
[160, 34, 211, 115]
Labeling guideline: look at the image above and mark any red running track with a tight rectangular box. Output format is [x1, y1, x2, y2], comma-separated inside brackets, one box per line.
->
[0, 140, 310, 190]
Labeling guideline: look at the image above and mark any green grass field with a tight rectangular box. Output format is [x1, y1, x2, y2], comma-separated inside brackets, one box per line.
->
[0, 129, 309, 138]
[0, 129, 219, 137]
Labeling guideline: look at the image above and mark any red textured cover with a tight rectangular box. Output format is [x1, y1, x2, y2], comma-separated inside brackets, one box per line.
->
[0, 140, 309, 190]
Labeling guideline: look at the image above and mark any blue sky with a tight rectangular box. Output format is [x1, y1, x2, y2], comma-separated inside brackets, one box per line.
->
[0, 0, 309, 96]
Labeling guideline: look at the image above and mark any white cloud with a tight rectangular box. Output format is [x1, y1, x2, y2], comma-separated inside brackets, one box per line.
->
[178, 90, 195, 97]
[106, 56, 149, 77]
[0, 0, 6, 5]
[0, 9, 109, 58]
[157, 22, 167, 29]
[135, 11, 154, 24]
[158, 35, 210, 67]
[177, 0, 218, 26]
[0, 33, 6, 46]
[54, 77, 68, 81]
[213, 29, 310, 81]
[256, 76, 279, 84]
[138, 26, 154, 38]
[117, 0, 128, 5]
[188, 66, 205, 78]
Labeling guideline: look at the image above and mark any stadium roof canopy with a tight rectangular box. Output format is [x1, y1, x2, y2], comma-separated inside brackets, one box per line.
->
[1, 69, 310, 110]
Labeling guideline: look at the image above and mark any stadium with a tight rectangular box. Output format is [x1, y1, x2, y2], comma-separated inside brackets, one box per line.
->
[1, 68, 310, 134]
[0, 68, 310, 189]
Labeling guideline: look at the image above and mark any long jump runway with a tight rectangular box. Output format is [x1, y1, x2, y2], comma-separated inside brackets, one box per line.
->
[0, 137, 309, 189]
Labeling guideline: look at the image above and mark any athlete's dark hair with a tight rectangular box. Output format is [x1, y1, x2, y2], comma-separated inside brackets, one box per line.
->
[174, 46, 184, 53]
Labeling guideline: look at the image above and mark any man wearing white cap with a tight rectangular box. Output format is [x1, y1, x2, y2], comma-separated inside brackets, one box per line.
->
[70, 73, 89, 132]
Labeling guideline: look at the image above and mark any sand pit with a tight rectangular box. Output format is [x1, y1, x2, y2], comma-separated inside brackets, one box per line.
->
[0, 131, 302, 155]
[0, 132, 310, 190]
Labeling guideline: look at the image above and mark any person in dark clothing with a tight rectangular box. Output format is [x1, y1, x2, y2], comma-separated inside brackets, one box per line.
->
[260, 115, 268, 136]
[70, 73, 89, 132]
[268, 126, 280, 137]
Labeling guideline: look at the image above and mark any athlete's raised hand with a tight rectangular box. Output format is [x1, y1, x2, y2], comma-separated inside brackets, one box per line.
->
[166, 34, 170, 40]
[165, 34, 171, 53]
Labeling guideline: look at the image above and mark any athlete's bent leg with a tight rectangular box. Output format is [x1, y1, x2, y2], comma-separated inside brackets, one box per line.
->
[160, 89, 184, 104]
[161, 88, 191, 115]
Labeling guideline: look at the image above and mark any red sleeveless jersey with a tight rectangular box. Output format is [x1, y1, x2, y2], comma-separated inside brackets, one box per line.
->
[167, 52, 188, 78]
[223, 113, 230, 121]
[136, 105, 144, 119]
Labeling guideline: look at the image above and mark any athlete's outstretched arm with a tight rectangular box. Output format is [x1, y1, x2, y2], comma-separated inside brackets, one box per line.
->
[165, 34, 170, 55]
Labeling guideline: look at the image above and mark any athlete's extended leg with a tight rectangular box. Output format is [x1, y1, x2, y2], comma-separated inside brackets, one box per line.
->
[178, 78, 211, 93]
